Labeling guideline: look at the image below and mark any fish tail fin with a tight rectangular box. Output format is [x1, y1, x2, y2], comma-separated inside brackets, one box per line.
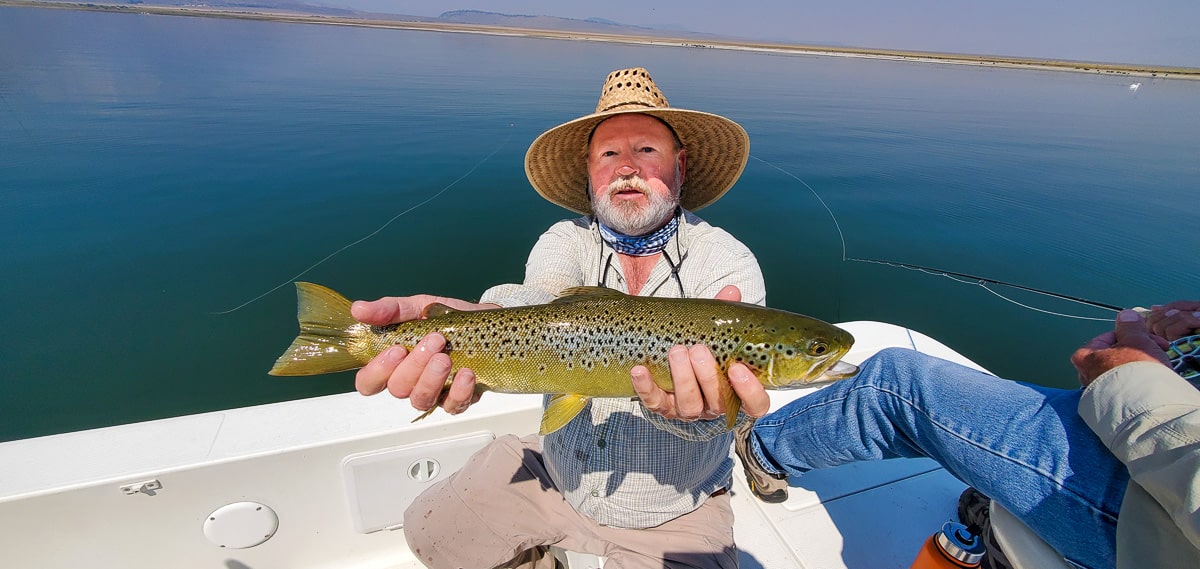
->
[269, 282, 370, 376]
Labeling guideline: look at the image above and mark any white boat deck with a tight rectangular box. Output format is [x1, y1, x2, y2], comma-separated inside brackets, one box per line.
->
[0, 321, 988, 568]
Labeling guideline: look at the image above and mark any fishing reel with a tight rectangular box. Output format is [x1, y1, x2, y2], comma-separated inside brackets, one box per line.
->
[1166, 334, 1200, 381]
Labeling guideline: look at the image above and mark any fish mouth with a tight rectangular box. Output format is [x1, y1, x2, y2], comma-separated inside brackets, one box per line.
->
[816, 360, 859, 381]
[771, 359, 860, 390]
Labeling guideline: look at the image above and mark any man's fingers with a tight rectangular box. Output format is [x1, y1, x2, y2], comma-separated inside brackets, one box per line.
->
[351, 295, 432, 326]
[442, 368, 478, 414]
[668, 346, 703, 419]
[1148, 303, 1200, 341]
[729, 363, 771, 417]
[355, 346, 405, 396]
[392, 334, 447, 406]
[631, 366, 672, 416]
[688, 344, 724, 416]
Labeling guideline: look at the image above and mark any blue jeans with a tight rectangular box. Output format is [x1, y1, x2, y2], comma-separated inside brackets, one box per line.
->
[749, 348, 1129, 569]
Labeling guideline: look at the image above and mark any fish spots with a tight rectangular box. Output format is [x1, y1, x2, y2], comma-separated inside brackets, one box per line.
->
[742, 342, 772, 366]
[366, 292, 850, 393]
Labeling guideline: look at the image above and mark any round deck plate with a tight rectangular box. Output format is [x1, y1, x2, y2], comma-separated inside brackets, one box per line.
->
[203, 501, 279, 549]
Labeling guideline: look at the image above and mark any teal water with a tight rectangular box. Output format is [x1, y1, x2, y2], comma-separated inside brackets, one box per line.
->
[2, 7, 1197, 442]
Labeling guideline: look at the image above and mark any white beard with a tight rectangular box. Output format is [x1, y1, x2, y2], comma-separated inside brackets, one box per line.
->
[590, 173, 681, 236]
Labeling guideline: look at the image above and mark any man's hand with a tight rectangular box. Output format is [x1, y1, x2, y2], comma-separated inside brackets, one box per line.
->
[1071, 309, 1171, 388]
[630, 285, 772, 420]
[1146, 300, 1200, 341]
[350, 294, 498, 415]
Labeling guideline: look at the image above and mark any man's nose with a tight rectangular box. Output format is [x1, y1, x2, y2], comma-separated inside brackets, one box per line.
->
[615, 164, 639, 177]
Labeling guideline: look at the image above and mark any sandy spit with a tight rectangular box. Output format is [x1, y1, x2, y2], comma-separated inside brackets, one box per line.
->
[5, 0, 1199, 80]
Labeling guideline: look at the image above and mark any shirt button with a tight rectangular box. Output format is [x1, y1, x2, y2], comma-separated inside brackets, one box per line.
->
[596, 439, 606, 449]
[590, 490, 600, 497]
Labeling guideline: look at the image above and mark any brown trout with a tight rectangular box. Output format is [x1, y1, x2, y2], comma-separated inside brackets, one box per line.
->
[270, 282, 857, 434]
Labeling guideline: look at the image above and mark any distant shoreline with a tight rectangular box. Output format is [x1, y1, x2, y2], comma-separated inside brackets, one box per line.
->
[7, 0, 1200, 81]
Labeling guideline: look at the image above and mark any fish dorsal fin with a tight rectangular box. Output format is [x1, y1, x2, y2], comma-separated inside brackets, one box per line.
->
[552, 286, 627, 304]
[421, 303, 458, 318]
[541, 394, 591, 435]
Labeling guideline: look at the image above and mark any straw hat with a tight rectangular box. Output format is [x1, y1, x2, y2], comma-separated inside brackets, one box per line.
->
[525, 67, 750, 215]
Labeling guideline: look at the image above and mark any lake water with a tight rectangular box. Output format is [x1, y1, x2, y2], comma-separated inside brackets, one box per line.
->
[2, 6, 1197, 442]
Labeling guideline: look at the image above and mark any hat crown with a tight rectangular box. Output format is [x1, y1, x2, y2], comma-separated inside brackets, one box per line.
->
[525, 66, 749, 215]
[594, 67, 671, 114]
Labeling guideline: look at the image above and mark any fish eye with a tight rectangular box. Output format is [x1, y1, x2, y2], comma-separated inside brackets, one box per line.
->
[808, 341, 828, 356]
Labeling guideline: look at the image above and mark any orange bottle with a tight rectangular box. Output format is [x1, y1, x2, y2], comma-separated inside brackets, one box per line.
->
[910, 521, 986, 568]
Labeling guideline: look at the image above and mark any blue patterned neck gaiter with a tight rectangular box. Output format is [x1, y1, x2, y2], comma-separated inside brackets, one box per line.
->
[597, 213, 679, 256]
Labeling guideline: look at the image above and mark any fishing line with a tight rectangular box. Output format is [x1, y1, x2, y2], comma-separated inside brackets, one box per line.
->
[0, 90, 34, 139]
[849, 258, 1117, 321]
[213, 128, 513, 315]
[750, 154, 1119, 321]
[751, 155, 848, 262]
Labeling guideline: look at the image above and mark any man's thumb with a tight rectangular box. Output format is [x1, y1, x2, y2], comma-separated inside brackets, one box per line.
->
[1113, 309, 1168, 359]
[1114, 309, 1149, 340]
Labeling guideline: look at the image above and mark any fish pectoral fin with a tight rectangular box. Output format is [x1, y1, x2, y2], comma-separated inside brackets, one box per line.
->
[720, 381, 739, 432]
[540, 394, 591, 435]
[723, 394, 742, 431]
[421, 302, 458, 318]
[721, 358, 742, 431]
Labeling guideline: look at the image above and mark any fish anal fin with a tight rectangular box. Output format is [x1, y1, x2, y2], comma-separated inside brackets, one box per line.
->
[541, 394, 591, 435]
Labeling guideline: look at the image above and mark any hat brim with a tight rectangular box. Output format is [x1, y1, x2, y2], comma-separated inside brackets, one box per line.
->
[525, 108, 750, 215]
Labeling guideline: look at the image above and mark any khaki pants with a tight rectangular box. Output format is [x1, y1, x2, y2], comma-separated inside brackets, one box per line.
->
[404, 434, 738, 569]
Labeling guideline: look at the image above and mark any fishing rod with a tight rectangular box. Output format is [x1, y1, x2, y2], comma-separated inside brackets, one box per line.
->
[756, 155, 1200, 377]
[846, 257, 1125, 312]
[749, 155, 1125, 320]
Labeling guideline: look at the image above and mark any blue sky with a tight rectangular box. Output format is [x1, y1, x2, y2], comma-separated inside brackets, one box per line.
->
[310, 0, 1199, 67]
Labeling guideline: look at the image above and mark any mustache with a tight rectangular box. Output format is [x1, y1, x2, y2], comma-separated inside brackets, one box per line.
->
[602, 175, 655, 198]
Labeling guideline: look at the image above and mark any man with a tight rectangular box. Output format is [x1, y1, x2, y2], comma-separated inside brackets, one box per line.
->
[736, 302, 1200, 569]
[353, 67, 772, 568]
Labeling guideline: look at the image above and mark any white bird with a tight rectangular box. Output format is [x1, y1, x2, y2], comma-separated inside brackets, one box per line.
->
[1129, 82, 1142, 91]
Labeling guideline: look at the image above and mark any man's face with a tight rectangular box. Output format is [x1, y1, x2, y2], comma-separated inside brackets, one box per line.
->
[587, 114, 687, 236]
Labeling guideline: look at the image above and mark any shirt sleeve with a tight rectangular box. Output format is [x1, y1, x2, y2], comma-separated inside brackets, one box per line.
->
[1078, 361, 1200, 550]
[480, 221, 585, 308]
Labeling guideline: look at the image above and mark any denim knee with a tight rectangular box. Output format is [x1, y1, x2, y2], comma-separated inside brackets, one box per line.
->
[856, 347, 929, 389]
